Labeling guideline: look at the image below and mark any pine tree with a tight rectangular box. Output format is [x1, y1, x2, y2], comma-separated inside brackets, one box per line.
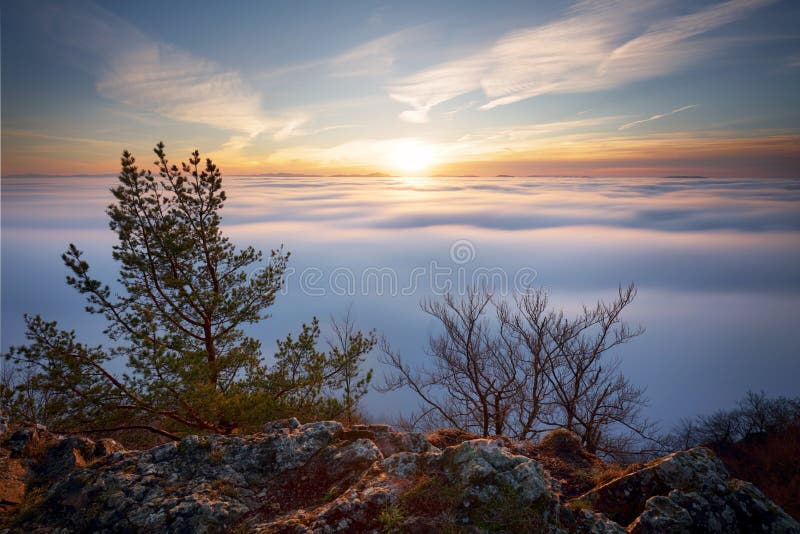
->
[5, 143, 373, 439]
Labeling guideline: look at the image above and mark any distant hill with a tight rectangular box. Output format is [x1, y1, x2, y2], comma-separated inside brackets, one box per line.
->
[251, 172, 323, 177]
[328, 172, 393, 178]
[2, 173, 116, 178]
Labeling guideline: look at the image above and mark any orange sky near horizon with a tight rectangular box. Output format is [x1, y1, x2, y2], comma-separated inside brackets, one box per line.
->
[2, 1, 799, 178]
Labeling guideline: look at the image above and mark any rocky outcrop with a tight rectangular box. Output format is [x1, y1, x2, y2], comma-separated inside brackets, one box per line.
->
[0, 426, 126, 519]
[257, 438, 561, 533]
[0, 422, 796, 533]
[576, 447, 729, 525]
[575, 447, 798, 533]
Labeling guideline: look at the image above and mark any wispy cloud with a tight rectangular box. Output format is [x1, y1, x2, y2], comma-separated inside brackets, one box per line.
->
[255, 26, 426, 82]
[390, 0, 776, 122]
[2, 129, 126, 149]
[619, 105, 698, 130]
[441, 100, 479, 120]
[330, 28, 423, 77]
[37, 1, 304, 150]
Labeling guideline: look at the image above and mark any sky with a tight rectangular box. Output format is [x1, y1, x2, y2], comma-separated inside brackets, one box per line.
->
[2, 0, 800, 177]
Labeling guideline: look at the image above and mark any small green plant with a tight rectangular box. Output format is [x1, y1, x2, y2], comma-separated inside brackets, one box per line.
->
[566, 496, 594, 512]
[323, 484, 341, 502]
[377, 504, 405, 532]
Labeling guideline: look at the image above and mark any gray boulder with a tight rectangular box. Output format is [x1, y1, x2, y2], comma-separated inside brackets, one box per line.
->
[2, 424, 796, 533]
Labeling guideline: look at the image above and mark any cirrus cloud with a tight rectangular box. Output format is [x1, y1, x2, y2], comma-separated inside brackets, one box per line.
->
[390, 0, 776, 122]
[619, 104, 698, 130]
[36, 0, 306, 150]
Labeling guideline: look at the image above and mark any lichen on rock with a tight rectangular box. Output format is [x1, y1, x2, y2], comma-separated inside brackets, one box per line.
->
[0, 422, 797, 533]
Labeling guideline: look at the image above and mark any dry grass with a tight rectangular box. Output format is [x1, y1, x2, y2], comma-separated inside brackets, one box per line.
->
[592, 463, 643, 487]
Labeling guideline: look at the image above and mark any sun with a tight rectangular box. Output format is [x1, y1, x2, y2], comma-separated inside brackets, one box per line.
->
[389, 140, 435, 175]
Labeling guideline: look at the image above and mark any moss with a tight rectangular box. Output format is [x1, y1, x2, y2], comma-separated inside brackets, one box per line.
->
[469, 482, 547, 533]
[399, 474, 549, 533]
[400, 474, 462, 518]
[566, 496, 594, 512]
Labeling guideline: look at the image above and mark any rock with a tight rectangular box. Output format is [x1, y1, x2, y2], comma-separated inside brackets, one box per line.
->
[559, 507, 628, 534]
[258, 438, 561, 533]
[5, 425, 48, 458]
[94, 437, 126, 457]
[1, 423, 796, 533]
[322, 438, 383, 480]
[0, 455, 26, 508]
[577, 447, 729, 525]
[426, 427, 481, 448]
[0, 424, 62, 519]
[269, 420, 343, 471]
[263, 417, 301, 434]
[440, 439, 552, 500]
[629, 481, 800, 534]
[576, 446, 799, 533]
[345, 424, 439, 457]
[41, 435, 96, 476]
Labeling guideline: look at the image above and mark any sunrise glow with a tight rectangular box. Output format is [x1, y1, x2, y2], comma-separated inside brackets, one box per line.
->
[389, 140, 435, 174]
[1, 1, 797, 177]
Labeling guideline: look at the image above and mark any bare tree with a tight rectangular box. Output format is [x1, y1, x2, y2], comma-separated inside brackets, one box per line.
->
[0, 360, 62, 427]
[536, 285, 651, 455]
[663, 391, 800, 452]
[380, 290, 519, 436]
[380, 284, 654, 457]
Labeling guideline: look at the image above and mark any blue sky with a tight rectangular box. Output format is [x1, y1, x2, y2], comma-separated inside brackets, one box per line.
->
[2, 0, 799, 176]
